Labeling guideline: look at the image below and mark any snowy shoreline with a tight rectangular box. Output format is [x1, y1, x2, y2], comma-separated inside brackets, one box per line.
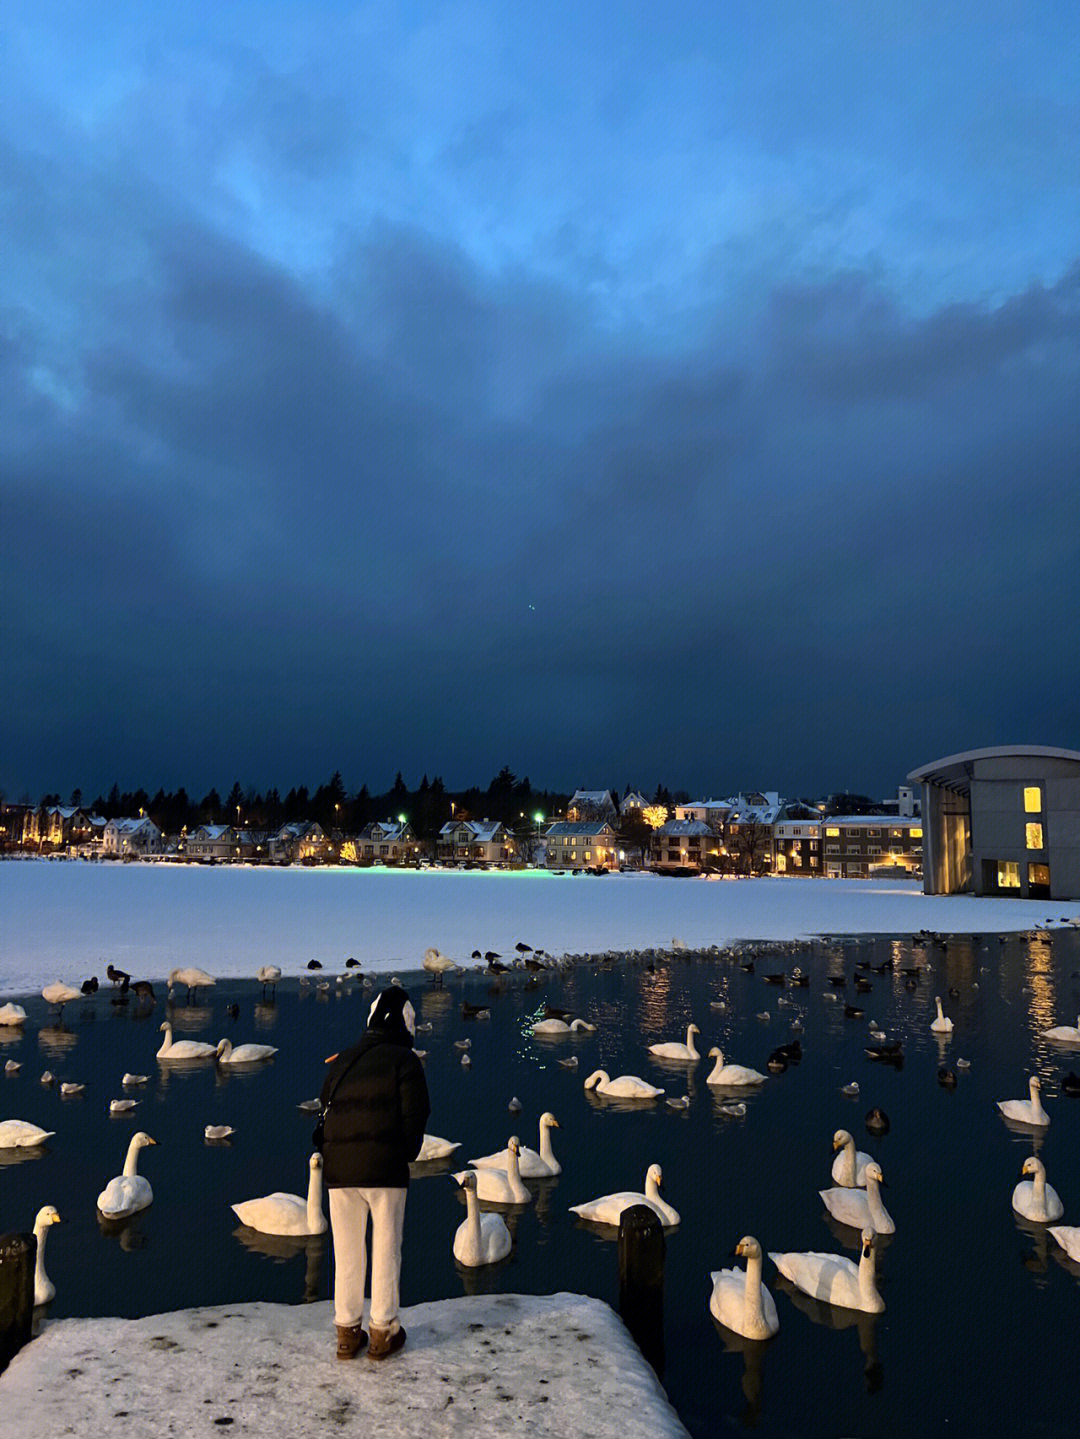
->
[2, 861, 1078, 999]
[0, 1293, 690, 1439]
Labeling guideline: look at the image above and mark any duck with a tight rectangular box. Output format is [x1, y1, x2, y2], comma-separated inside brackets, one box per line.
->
[471, 1113, 561, 1177]
[452, 1172, 513, 1266]
[204, 1125, 235, 1141]
[705, 1048, 767, 1087]
[820, 1162, 894, 1234]
[770, 1228, 884, 1313]
[216, 1038, 278, 1065]
[1048, 1226, 1080, 1263]
[156, 1023, 217, 1061]
[648, 1024, 701, 1061]
[569, 1163, 679, 1228]
[167, 967, 217, 1002]
[1012, 1156, 1064, 1223]
[60, 1082, 85, 1097]
[0, 1120, 55, 1148]
[109, 1098, 138, 1114]
[232, 1153, 328, 1235]
[717, 1102, 747, 1117]
[533, 1017, 595, 1035]
[422, 948, 460, 984]
[0, 1003, 28, 1026]
[122, 1073, 149, 1087]
[416, 1134, 461, 1162]
[997, 1075, 1050, 1126]
[583, 1070, 664, 1100]
[97, 1133, 159, 1219]
[4, 1060, 21, 1074]
[1041, 1016, 1080, 1044]
[865, 1108, 890, 1135]
[831, 1130, 874, 1188]
[32, 1206, 61, 1305]
[930, 997, 954, 1035]
[453, 1137, 532, 1204]
[709, 1236, 779, 1340]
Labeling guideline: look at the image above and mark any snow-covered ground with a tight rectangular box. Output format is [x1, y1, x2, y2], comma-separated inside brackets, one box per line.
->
[2, 861, 1078, 997]
[0, 1293, 689, 1439]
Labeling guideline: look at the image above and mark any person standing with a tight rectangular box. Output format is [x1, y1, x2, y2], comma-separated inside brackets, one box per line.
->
[319, 985, 431, 1360]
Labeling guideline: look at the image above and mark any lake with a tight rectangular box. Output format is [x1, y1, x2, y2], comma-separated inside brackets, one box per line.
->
[2, 929, 1079, 1439]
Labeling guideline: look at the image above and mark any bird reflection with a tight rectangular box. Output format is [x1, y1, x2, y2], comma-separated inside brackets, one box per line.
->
[1000, 1117, 1047, 1154]
[822, 1212, 896, 1256]
[253, 1002, 278, 1031]
[1014, 1217, 1053, 1283]
[455, 1253, 512, 1296]
[97, 1212, 148, 1250]
[232, 1227, 326, 1302]
[710, 1318, 773, 1426]
[775, 1278, 883, 1390]
[0, 1144, 49, 1167]
[38, 1025, 78, 1055]
[164, 1005, 211, 1033]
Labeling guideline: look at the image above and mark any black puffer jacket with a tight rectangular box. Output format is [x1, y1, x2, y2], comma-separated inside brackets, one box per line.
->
[319, 1030, 431, 1188]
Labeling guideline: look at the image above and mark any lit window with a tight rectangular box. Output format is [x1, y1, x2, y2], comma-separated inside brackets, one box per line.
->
[997, 860, 1021, 889]
[1024, 787, 1042, 813]
[1025, 823, 1044, 850]
[825, 827, 839, 837]
[911, 827, 922, 839]
[1029, 862, 1050, 888]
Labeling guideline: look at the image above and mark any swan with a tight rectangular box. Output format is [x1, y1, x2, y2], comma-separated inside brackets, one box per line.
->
[97, 1132, 158, 1219]
[216, 1038, 278, 1065]
[706, 1048, 767, 1087]
[205, 1125, 235, 1141]
[167, 967, 216, 1001]
[32, 1206, 61, 1305]
[569, 1162, 680, 1228]
[649, 1023, 701, 1061]
[232, 1153, 328, 1235]
[453, 1138, 532, 1204]
[583, 1070, 664, 1099]
[416, 1134, 461, 1162]
[470, 1113, 561, 1177]
[1048, 1226, 1080, 1262]
[831, 1130, 875, 1188]
[1042, 1016, 1080, 1044]
[423, 948, 460, 983]
[453, 1172, 513, 1266]
[997, 1075, 1050, 1126]
[709, 1236, 779, 1340]
[533, 1017, 595, 1035]
[930, 997, 954, 1034]
[770, 1228, 884, 1313]
[42, 982, 81, 1012]
[1012, 1156, 1064, 1223]
[820, 1162, 895, 1234]
[157, 1022, 217, 1061]
[0, 1120, 55, 1148]
[0, 1003, 27, 1026]
[256, 965, 281, 995]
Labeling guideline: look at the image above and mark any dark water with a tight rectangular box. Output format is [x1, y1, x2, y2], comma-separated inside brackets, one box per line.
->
[3, 930, 1080, 1439]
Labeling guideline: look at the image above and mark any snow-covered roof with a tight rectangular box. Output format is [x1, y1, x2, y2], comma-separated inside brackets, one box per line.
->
[656, 819, 713, 837]
[568, 790, 616, 809]
[545, 821, 616, 837]
[824, 815, 921, 828]
[619, 792, 648, 811]
[192, 824, 232, 840]
[107, 817, 159, 835]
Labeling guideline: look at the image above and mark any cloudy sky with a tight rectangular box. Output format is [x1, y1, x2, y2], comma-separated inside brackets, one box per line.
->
[4, 1, 1078, 802]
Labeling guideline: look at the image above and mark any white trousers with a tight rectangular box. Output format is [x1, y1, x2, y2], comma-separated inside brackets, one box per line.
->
[328, 1186, 408, 1330]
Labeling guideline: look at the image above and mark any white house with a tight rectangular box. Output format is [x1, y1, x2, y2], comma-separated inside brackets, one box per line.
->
[102, 817, 163, 858]
[543, 820, 619, 870]
[566, 790, 618, 823]
[185, 824, 238, 861]
[357, 819, 420, 863]
[438, 819, 516, 866]
[649, 819, 719, 872]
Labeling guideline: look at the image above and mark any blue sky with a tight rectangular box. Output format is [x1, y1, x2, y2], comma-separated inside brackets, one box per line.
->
[3, 1, 1078, 799]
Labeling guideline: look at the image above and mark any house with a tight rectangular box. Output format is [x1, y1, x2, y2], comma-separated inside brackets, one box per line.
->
[268, 821, 328, 864]
[102, 817, 164, 858]
[23, 805, 99, 852]
[723, 794, 787, 874]
[820, 816, 922, 879]
[185, 825, 239, 862]
[566, 790, 618, 823]
[619, 791, 649, 816]
[543, 821, 619, 870]
[649, 819, 720, 872]
[438, 819, 516, 866]
[772, 819, 823, 874]
[357, 819, 421, 864]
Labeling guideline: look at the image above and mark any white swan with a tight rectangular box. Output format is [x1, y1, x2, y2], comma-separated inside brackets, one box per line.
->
[32, 1206, 61, 1305]
[583, 1070, 664, 1099]
[1012, 1156, 1064, 1223]
[423, 948, 460, 982]
[831, 1130, 875, 1188]
[997, 1075, 1050, 1126]
[533, 1017, 596, 1035]
[232, 1153, 327, 1235]
[256, 964, 281, 990]
[42, 982, 81, 1011]
[97, 1132, 158, 1219]
[648, 1023, 701, 1061]
[705, 1047, 767, 1088]
[416, 1134, 461, 1162]
[157, 1022, 217, 1061]
[709, 1236, 779, 1339]
[0, 1120, 55, 1148]
[1042, 1015, 1080, 1044]
[216, 1038, 278, 1064]
[930, 996, 954, 1034]
[453, 1172, 513, 1266]
[470, 1113, 561, 1177]
[0, 1003, 27, 1026]
[1048, 1226, 1080, 1262]
[569, 1163, 680, 1228]
[167, 967, 217, 999]
[770, 1229, 884, 1313]
[820, 1162, 895, 1234]
[453, 1138, 532, 1204]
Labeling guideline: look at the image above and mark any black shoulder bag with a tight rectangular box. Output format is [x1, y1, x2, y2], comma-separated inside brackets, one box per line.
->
[313, 1051, 363, 1152]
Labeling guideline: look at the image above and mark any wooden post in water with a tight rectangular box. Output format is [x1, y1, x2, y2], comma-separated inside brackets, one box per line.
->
[0, 1233, 35, 1374]
[618, 1204, 665, 1377]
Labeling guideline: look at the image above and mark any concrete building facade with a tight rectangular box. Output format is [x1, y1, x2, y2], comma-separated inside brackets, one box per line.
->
[908, 746, 1080, 900]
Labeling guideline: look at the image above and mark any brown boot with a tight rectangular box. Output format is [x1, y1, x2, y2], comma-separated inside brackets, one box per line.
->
[336, 1324, 368, 1360]
[367, 1325, 407, 1361]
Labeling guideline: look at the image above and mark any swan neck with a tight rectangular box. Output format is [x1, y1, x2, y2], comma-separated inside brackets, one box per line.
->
[743, 1252, 765, 1324]
[538, 1123, 556, 1167]
[158, 1025, 172, 1053]
[122, 1139, 141, 1177]
[33, 1226, 49, 1282]
[686, 1026, 699, 1059]
[307, 1165, 324, 1228]
[1033, 1169, 1046, 1203]
[464, 1185, 481, 1244]
[859, 1246, 879, 1300]
[866, 1176, 887, 1224]
[708, 1053, 724, 1081]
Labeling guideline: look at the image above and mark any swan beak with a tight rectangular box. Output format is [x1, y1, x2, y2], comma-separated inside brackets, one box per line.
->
[324, 1053, 339, 1064]
[832, 1139, 843, 1150]
[731, 1244, 744, 1258]
[551, 1118, 560, 1128]
[147, 1138, 159, 1145]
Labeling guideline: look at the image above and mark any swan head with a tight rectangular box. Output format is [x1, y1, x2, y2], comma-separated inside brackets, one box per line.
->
[734, 1236, 761, 1260]
[707, 1047, 723, 1061]
[216, 1039, 231, 1057]
[1029, 1075, 1042, 1092]
[646, 1163, 663, 1189]
[309, 1153, 323, 1171]
[688, 1024, 700, 1035]
[1021, 1156, 1044, 1178]
[132, 1132, 158, 1150]
[860, 1229, 875, 1260]
[158, 1021, 170, 1033]
[34, 1205, 61, 1231]
[508, 1136, 521, 1155]
[833, 1129, 853, 1151]
[583, 1070, 607, 1090]
[864, 1162, 884, 1186]
[457, 1170, 478, 1191]
[539, 1112, 559, 1129]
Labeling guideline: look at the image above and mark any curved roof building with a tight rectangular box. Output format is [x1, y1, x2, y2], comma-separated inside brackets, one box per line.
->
[907, 746, 1080, 900]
